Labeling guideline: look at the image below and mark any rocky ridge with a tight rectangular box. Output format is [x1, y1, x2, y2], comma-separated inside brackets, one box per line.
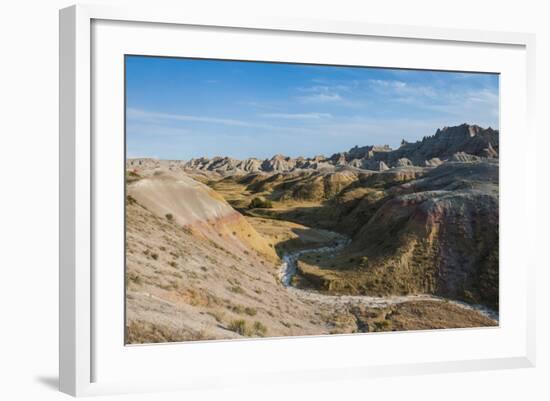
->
[127, 124, 498, 175]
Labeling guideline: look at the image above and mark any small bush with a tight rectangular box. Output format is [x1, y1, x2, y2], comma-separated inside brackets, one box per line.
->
[231, 305, 245, 314]
[373, 320, 392, 332]
[360, 256, 369, 266]
[165, 213, 173, 221]
[248, 197, 273, 209]
[253, 321, 268, 337]
[207, 310, 224, 323]
[127, 272, 142, 285]
[244, 307, 257, 316]
[151, 253, 159, 260]
[228, 319, 267, 337]
[228, 285, 245, 294]
[228, 319, 250, 336]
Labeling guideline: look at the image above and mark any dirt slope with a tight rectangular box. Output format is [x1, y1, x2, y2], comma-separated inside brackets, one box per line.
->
[127, 171, 277, 261]
[296, 161, 499, 309]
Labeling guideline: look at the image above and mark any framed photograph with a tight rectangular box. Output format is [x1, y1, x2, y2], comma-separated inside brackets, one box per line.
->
[59, 4, 536, 396]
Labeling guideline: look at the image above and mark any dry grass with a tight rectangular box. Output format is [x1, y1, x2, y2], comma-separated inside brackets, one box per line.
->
[125, 169, 497, 344]
[126, 320, 212, 344]
[227, 319, 269, 337]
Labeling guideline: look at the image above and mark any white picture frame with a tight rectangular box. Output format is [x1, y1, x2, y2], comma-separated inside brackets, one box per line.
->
[59, 4, 536, 397]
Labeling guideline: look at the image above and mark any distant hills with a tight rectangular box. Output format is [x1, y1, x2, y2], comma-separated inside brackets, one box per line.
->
[128, 124, 499, 174]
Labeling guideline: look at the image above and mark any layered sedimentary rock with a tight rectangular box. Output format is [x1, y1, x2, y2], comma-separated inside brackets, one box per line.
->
[127, 124, 497, 175]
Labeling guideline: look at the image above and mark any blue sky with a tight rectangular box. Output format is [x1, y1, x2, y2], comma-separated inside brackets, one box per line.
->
[126, 56, 499, 160]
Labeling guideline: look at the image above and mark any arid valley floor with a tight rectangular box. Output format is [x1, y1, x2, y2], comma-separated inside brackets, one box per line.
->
[125, 124, 499, 344]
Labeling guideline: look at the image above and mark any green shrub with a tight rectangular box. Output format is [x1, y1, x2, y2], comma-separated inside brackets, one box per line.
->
[228, 319, 250, 336]
[165, 213, 173, 221]
[373, 320, 392, 332]
[244, 307, 257, 316]
[228, 319, 268, 337]
[253, 321, 268, 337]
[127, 272, 142, 285]
[248, 197, 273, 209]
[230, 305, 245, 314]
[228, 285, 245, 294]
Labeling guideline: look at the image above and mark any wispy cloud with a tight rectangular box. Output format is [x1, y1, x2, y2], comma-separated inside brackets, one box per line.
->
[296, 84, 345, 103]
[259, 112, 333, 120]
[298, 93, 343, 103]
[127, 108, 259, 128]
[368, 79, 407, 89]
[466, 88, 498, 104]
[127, 108, 316, 135]
[364, 77, 498, 124]
[126, 55, 499, 159]
[368, 79, 437, 98]
[298, 84, 350, 93]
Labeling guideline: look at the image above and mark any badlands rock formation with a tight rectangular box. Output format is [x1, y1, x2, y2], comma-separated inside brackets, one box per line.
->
[125, 124, 500, 342]
[127, 123, 497, 175]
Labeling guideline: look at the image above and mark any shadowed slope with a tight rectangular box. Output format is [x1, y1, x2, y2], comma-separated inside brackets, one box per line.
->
[296, 161, 499, 309]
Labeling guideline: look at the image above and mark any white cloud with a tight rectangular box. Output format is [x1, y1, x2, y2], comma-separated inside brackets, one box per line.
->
[298, 84, 350, 93]
[259, 112, 333, 120]
[296, 84, 346, 103]
[127, 108, 258, 128]
[368, 79, 407, 89]
[298, 93, 342, 103]
[126, 108, 316, 135]
[466, 88, 499, 103]
[368, 79, 437, 98]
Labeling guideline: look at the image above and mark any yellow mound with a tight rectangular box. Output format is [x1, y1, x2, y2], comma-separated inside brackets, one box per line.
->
[127, 171, 277, 261]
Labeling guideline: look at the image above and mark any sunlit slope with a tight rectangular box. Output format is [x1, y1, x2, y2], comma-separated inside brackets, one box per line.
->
[125, 197, 328, 343]
[127, 172, 277, 261]
[125, 171, 328, 343]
